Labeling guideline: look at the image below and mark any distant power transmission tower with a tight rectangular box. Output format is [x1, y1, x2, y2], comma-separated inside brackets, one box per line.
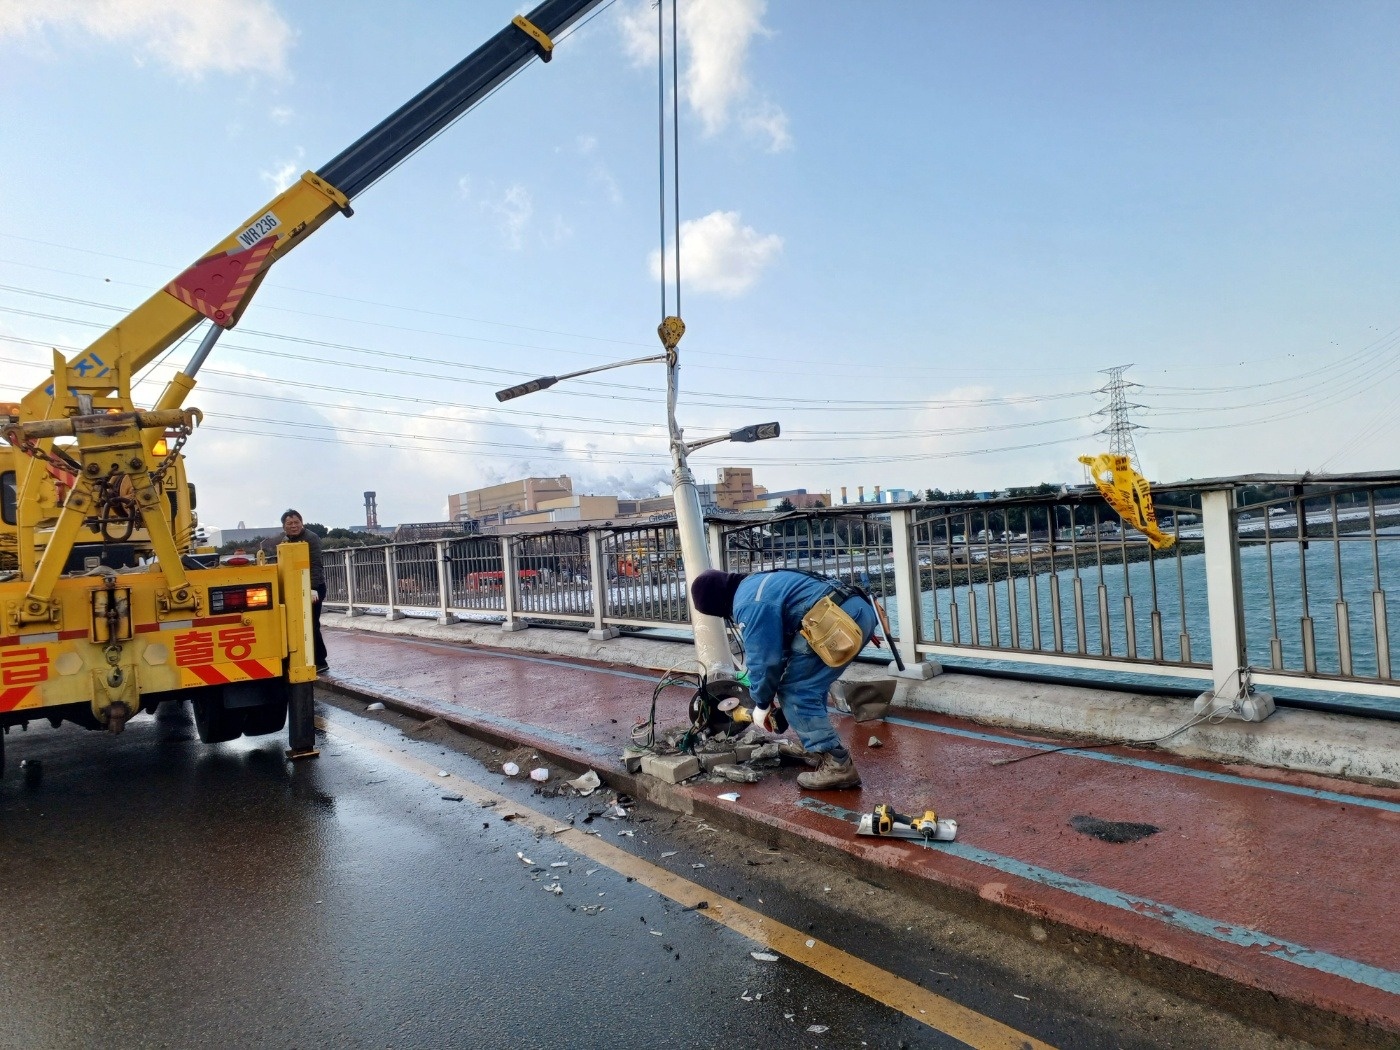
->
[1094, 364, 1145, 472]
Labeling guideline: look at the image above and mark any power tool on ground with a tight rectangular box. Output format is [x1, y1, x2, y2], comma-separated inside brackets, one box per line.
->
[857, 802, 958, 842]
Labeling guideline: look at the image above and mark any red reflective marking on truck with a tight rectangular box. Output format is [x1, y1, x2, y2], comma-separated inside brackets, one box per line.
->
[0, 686, 32, 712]
[189, 664, 229, 686]
[233, 659, 276, 680]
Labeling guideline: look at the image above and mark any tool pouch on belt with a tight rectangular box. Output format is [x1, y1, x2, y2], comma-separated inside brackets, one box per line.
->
[800, 594, 864, 667]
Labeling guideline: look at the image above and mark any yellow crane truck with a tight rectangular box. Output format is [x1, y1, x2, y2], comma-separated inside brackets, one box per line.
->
[0, 0, 603, 775]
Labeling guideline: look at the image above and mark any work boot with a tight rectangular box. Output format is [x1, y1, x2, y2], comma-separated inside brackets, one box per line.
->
[776, 739, 820, 768]
[796, 751, 861, 791]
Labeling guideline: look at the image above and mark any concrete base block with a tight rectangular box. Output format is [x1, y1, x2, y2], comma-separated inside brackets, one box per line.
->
[437, 613, 460, 626]
[499, 619, 529, 634]
[892, 658, 940, 680]
[733, 744, 756, 763]
[622, 748, 647, 773]
[384, 610, 406, 621]
[588, 626, 621, 641]
[1195, 690, 1276, 723]
[697, 750, 737, 771]
[641, 753, 701, 784]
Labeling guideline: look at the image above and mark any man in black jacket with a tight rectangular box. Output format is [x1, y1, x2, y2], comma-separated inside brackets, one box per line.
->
[264, 509, 329, 673]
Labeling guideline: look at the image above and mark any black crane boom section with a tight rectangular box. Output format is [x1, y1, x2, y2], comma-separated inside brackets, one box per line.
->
[317, 0, 603, 200]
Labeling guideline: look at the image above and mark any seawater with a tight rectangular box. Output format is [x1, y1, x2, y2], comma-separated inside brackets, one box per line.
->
[886, 528, 1400, 711]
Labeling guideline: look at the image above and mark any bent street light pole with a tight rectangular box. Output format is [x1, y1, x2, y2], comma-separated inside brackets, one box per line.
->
[494, 322, 779, 696]
[659, 319, 736, 690]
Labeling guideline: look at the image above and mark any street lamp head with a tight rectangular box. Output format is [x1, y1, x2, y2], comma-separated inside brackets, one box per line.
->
[495, 376, 559, 402]
[728, 421, 780, 444]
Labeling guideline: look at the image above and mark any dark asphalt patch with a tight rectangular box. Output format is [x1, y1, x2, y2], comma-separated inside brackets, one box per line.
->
[1069, 815, 1161, 843]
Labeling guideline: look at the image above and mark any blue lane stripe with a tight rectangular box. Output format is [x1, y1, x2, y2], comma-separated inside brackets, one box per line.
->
[799, 798, 1400, 996]
[880, 715, 1400, 815]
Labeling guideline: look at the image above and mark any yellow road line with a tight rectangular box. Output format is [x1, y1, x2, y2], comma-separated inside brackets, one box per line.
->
[322, 718, 1055, 1050]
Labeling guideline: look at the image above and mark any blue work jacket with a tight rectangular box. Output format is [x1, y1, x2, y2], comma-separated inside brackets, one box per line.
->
[732, 570, 861, 707]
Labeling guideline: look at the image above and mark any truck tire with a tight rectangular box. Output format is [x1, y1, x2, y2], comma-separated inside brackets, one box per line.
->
[240, 700, 288, 737]
[287, 682, 315, 753]
[191, 689, 242, 744]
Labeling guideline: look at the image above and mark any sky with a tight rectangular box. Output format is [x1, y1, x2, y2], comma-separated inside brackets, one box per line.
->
[2, 0, 1399, 530]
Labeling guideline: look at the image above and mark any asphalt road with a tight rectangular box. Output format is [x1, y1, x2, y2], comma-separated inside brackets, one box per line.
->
[0, 698, 1311, 1050]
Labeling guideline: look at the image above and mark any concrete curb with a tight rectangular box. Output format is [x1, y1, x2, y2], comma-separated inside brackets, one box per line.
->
[324, 612, 1400, 787]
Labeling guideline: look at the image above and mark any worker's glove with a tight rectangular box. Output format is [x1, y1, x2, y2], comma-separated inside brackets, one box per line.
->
[751, 703, 788, 734]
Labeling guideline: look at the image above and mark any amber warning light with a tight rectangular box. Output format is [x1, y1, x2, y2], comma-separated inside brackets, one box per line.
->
[210, 584, 272, 614]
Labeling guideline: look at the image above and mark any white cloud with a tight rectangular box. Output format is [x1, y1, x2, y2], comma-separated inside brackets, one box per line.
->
[619, 0, 790, 152]
[260, 148, 302, 194]
[649, 210, 782, 297]
[486, 184, 533, 251]
[269, 105, 293, 125]
[0, 0, 295, 79]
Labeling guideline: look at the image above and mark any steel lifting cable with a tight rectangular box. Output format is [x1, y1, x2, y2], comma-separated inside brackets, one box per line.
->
[656, 0, 683, 322]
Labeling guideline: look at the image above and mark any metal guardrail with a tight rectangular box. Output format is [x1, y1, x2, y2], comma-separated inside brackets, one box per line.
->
[321, 474, 1400, 715]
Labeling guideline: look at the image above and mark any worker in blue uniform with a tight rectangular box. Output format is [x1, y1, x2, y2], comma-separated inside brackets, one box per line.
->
[690, 568, 876, 790]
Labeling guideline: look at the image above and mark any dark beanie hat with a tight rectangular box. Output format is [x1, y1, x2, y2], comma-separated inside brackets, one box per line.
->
[690, 570, 745, 617]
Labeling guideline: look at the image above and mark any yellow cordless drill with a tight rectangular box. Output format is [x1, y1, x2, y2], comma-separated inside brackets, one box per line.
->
[872, 803, 939, 841]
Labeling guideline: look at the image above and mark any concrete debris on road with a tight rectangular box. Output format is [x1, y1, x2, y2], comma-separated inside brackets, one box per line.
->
[502, 762, 520, 776]
[365, 702, 385, 712]
[713, 764, 760, 784]
[717, 792, 741, 802]
[867, 736, 883, 748]
[529, 767, 550, 782]
[441, 793, 464, 802]
[565, 770, 601, 795]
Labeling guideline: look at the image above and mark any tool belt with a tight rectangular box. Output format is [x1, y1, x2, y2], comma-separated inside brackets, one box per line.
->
[793, 570, 867, 668]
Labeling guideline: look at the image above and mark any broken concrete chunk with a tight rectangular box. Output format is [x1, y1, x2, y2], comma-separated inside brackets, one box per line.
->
[365, 702, 385, 712]
[529, 767, 550, 782]
[502, 762, 520, 776]
[867, 736, 883, 748]
[713, 764, 760, 783]
[750, 951, 779, 962]
[641, 753, 701, 784]
[697, 750, 737, 772]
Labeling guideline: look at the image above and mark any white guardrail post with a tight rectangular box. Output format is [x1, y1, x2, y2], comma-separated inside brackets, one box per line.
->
[1196, 488, 1274, 721]
[384, 545, 404, 620]
[343, 549, 360, 617]
[707, 521, 727, 570]
[435, 540, 458, 625]
[500, 535, 527, 633]
[586, 529, 619, 640]
[888, 508, 938, 679]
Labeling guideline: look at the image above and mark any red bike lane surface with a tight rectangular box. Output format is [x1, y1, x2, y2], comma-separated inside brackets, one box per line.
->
[323, 628, 1400, 1040]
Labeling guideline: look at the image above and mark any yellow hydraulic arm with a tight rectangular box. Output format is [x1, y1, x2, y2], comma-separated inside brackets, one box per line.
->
[3, 1, 604, 617]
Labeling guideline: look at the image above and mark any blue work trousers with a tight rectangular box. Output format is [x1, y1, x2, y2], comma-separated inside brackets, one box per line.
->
[774, 594, 877, 754]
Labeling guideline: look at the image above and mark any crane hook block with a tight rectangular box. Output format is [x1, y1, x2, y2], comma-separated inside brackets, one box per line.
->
[657, 316, 686, 352]
[512, 15, 555, 62]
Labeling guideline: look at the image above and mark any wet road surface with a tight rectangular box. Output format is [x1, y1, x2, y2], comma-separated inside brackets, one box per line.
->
[0, 697, 1314, 1049]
